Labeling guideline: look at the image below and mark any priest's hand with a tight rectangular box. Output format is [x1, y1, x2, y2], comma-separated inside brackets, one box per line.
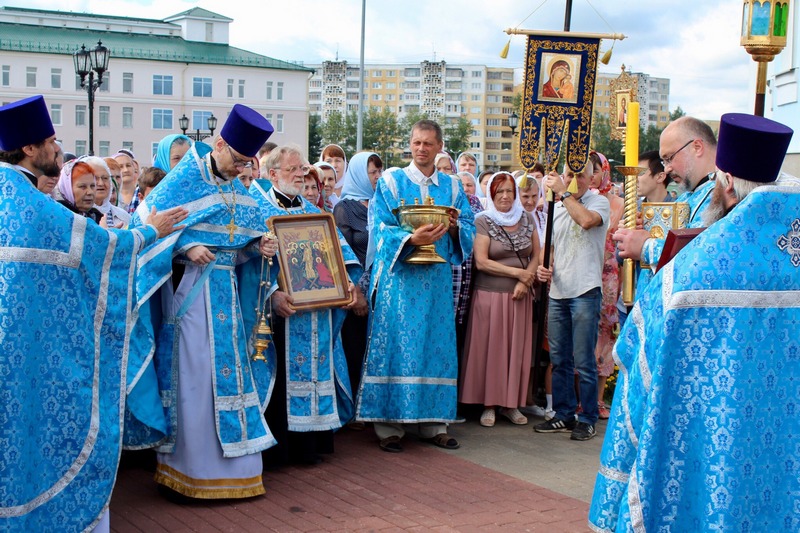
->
[272, 290, 295, 317]
[150, 206, 189, 239]
[408, 223, 447, 246]
[536, 264, 552, 283]
[259, 233, 278, 258]
[186, 245, 215, 266]
[613, 228, 650, 260]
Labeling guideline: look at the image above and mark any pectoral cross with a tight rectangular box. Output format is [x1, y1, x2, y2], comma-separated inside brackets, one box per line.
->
[226, 216, 236, 242]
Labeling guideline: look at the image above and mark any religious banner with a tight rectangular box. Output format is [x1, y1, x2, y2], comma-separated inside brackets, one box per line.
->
[519, 34, 600, 172]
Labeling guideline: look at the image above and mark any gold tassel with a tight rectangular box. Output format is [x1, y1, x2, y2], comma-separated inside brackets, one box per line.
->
[500, 39, 511, 59]
[600, 44, 614, 65]
[567, 174, 579, 194]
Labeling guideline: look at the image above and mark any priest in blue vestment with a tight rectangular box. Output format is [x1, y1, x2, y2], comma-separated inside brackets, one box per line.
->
[615, 117, 717, 292]
[241, 144, 360, 466]
[356, 120, 476, 453]
[126, 105, 279, 499]
[0, 95, 185, 532]
[590, 114, 800, 532]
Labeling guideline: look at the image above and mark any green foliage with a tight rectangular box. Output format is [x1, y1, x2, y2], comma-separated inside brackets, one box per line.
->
[443, 117, 472, 159]
[307, 114, 323, 161]
[590, 113, 623, 170]
[669, 106, 686, 121]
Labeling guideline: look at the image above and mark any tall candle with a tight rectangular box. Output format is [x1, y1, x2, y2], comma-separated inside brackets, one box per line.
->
[625, 101, 640, 167]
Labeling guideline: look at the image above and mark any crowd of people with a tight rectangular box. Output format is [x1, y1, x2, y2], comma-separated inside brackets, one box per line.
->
[2, 93, 799, 532]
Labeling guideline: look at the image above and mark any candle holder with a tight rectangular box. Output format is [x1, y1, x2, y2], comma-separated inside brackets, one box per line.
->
[616, 166, 645, 306]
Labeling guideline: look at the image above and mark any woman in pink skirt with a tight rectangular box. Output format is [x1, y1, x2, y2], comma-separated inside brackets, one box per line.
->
[459, 172, 541, 427]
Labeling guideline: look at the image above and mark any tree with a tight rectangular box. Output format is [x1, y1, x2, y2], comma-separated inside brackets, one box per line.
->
[320, 110, 348, 150]
[590, 113, 623, 169]
[669, 106, 686, 121]
[363, 106, 402, 166]
[307, 113, 323, 161]
[443, 117, 471, 159]
[640, 124, 662, 154]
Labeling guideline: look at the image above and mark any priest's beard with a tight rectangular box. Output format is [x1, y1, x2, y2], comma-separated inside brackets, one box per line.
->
[34, 150, 60, 178]
[702, 186, 728, 226]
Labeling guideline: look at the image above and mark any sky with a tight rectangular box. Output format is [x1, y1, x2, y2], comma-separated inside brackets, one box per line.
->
[22, 0, 767, 120]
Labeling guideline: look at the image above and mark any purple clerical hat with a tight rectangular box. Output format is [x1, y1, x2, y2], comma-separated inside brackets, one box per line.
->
[220, 104, 274, 158]
[716, 113, 793, 183]
[0, 95, 56, 151]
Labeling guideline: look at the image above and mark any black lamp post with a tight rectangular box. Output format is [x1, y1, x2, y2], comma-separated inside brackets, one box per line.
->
[73, 40, 110, 156]
[508, 110, 519, 136]
[179, 114, 218, 141]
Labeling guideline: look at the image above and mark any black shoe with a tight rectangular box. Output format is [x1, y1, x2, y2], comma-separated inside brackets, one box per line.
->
[379, 436, 403, 453]
[533, 417, 576, 433]
[570, 421, 596, 441]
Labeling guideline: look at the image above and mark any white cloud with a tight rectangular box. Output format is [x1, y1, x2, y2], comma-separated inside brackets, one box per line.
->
[18, 0, 765, 120]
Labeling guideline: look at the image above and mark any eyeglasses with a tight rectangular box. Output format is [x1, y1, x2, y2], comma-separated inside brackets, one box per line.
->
[227, 145, 250, 168]
[661, 139, 695, 168]
[277, 165, 311, 176]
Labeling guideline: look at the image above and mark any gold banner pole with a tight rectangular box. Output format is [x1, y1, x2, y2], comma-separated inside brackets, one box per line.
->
[616, 166, 644, 306]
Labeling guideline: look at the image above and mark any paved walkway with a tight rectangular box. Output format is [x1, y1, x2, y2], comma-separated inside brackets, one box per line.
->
[110, 415, 605, 532]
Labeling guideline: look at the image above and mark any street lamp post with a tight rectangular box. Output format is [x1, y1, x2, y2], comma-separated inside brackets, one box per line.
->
[740, 0, 790, 116]
[508, 111, 519, 136]
[179, 114, 218, 141]
[73, 40, 110, 156]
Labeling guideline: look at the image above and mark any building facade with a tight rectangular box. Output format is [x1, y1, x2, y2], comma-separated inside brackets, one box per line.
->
[308, 60, 517, 171]
[0, 6, 311, 161]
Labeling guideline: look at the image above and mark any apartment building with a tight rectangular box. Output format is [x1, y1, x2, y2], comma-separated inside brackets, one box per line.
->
[308, 60, 517, 171]
[594, 70, 671, 130]
[0, 6, 311, 159]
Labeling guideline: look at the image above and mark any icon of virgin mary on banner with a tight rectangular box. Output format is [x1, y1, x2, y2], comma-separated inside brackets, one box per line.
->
[519, 34, 600, 173]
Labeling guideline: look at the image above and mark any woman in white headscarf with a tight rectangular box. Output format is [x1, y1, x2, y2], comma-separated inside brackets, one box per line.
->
[84, 155, 131, 228]
[459, 172, 540, 428]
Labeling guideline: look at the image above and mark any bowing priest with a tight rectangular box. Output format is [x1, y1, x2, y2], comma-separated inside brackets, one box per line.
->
[590, 113, 800, 532]
[0, 95, 185, 531]
[242, 144, 361, 467]
[126, 104, 279, 500]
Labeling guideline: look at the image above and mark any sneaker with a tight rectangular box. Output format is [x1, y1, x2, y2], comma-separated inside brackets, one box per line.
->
[570, 421, 596, 441]
[519, 405, 546, 417]
[533, 417, 576, 433]
[544, 408, 556, 421]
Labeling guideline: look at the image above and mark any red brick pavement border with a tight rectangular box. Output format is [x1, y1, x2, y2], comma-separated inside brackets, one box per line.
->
[110, 429, 590, 532]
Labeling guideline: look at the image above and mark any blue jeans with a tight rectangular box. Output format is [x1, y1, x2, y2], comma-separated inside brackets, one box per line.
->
[548, 287, 602, 425]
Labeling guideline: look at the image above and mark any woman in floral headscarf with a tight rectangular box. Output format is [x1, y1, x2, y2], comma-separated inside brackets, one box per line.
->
[588, 150, 624, 419]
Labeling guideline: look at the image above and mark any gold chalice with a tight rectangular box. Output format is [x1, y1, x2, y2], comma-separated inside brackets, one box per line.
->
[393, 197, 454, 264]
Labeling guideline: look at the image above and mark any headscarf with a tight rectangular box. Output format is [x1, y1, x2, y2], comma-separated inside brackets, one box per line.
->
[152, 134, 192, 173]
[305, 165, 326, 210]
[365, 166, 399, 270]
[477, 171, 525, 227]
[314, 161, 338, 205]
[434, 152, 456, 174]
[57, 159, 89, 205]
[590, 150, 613, 195]
[456, 151, 480, 175]
[340, 152, 378, 202]
[319, 144, 348, 188]
[82, 156, 113, 213]
[457, 171, 477, 191]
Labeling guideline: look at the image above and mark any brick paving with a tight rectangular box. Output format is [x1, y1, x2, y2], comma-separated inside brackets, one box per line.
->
[110, 419, 600, 532]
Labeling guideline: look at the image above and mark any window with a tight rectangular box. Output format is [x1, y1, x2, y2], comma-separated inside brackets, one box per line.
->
[238, 80, 245, 98]
[470, 142, 481, 149]
[470, 107, 481, 113]
[471, 83, 482, 90]
[486, 130, 501, 138]
[387, 70, 396, 77]
[227, 79, 234, 98]
[346, 80, 359, 88]
[122, 107, 133, 128]
[75, 140, 86, 156]
[309, 93, 321, 101]
[205, 22, 214, 41]
[75, 105, 86, 127]
[277, 82, 284, 100]
[486, 118, 500, 126]
[151, 142, 159, 158]
[472, 70, 482, 77]
[386, 82, 396, 89]
[121, 141, 133, 152]
[487, 154, 498, 162]
[193, 77, 212, 98]
[501, 142, 512, 150]
[26, 67, 36, 88]
[266, 81, 273, 100]
[487, 83, 503, 92]
[2, 65, 9, 86]
[276, 114, 284, 133]
[372, 82, 381, 89]
[487, 71, 502, 80]
[99, 106, 110, 127]
[404, 68, 420, 77]
[346, 92, 359, 100]
[471, 95, 481, 101]
[373, 94, 382, 101]
[123, 72, 133, 93]
[152, 108, 173, 130]
[470, 118, 480, 125]
[153, 75, 173, 95]
[192, 110, 213, 131]
[373, 70, 382, 77]
[265, 113, 273, 125]
[50, 104, 62, 126]
[310, 80, 322, 88]
[99, 72, 110, 92]
[387, 94, 395, 101]
[98, 141, 110, 157]
[51, 68, 62, 89]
